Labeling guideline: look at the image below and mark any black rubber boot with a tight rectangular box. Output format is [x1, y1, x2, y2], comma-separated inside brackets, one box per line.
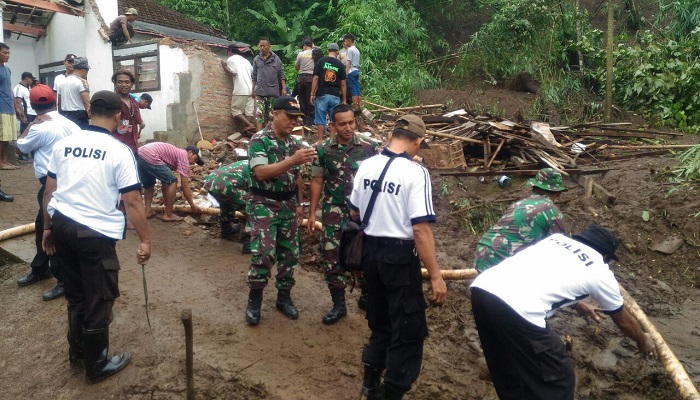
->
[382, 382, 406, 400]
[220, 221, 240, 240]
[82, 328, 130, 384]
[67, 310, 84, 369]
[241, 233, 251, 254]
[357, 287, 368, 311]
[322, 288, 347, 325]
[359, 363, 384, 400]
[245, 288, 263, 325]
[275, 289, 299, 319]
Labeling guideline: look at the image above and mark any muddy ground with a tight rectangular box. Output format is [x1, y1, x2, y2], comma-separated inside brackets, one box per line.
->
[1, 86, 699, 399]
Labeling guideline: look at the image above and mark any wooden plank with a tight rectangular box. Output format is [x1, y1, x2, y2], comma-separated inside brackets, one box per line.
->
[381, 114, 456, 123]
[9, 0, 85, 15]
[573, 174, 616, 205]
[438, 168, 612, 177]
[565, 130, 657, 139]
[599, 150, 670, 160]
[599, 126, 683, 137]
[3, 23, 45, 36]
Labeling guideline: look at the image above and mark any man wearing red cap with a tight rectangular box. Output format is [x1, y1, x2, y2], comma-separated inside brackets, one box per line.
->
[15, 84, 81, 300]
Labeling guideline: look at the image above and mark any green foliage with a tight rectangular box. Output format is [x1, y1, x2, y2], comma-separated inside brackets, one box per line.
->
[609, 29, 700, 132]
[656, 0, 700, 40]
[157, 0, 229, 32]
[672, 145, 700, 181]
[331, 0, 445, 106]
[452, 199, 505, 235]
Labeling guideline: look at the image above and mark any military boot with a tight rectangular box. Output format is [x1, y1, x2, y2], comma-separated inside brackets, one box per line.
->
[357, 287, 369, 311]
[82, 328, 130, 384]
[381, 382, 406, 400]
[275, 289, 299, 319]
[359, 363, 384, 400]
[245, 288, 263, 325]
[322, 288, 347, 325]
[241, 233, 251, 254]
[220, 221, 240, 241]
[67, 310, 84, 369]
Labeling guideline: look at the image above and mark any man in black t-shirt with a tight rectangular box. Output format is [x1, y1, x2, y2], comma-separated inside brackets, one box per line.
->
[310, 43, 346, 144]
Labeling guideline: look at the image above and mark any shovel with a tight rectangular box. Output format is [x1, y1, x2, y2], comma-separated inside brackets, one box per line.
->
[192, 101, 213, 149]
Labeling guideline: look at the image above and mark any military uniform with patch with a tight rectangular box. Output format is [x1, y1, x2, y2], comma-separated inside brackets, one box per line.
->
[474, 168, 568, 273]
[203, 160, 250, 223]
[312, 135, 378, 288]
[247, 128, 302, 290]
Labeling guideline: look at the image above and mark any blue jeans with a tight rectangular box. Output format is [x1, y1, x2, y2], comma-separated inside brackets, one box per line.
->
[347, 71, 361, 96]
[314, 94, 341, 126]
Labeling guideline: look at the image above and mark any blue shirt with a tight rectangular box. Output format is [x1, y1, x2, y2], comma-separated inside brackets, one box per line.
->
[0, 65, 15, 114]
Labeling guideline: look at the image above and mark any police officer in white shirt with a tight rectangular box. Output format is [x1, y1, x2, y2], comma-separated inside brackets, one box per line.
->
[470, 225, 655, 400]
[42, 90, 151, 384]
[15, 84, 80, 301]
[349, 114, 446, 400]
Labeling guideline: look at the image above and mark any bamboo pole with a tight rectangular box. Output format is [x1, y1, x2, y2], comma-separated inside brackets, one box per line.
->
[605, 144, 694, 150]
[150, 205, 323, 230]
[421, 268, 478, 280]
[426, 130, 484, 145]
[620, 286, 700, 400]
[0, 222, 35, 242]
[365, 103, 444, 113]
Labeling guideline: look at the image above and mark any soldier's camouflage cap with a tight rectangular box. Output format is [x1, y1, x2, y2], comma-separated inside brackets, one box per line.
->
[526, 168, 568, 192]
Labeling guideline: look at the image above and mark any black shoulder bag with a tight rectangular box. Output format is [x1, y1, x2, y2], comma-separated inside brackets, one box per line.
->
[339, 155, 397, 271]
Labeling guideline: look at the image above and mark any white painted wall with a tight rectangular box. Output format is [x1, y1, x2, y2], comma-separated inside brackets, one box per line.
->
[137, 44, 189, 141]
[4, 37, 37, 81]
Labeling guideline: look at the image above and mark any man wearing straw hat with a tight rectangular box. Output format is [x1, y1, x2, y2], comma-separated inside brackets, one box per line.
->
[471, 225, 655, 400]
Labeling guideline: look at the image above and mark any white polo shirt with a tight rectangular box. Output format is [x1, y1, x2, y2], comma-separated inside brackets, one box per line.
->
[16, 111, 80, 179]
[471, 234, 625, 328]
[59, 75, 88, 112]
[47, 126, 142, 239]
[350, 148, 435, 239]
[13, 83, 35, 116]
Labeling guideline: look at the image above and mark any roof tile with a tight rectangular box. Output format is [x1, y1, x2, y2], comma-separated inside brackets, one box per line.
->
[117, 0, 227, 39]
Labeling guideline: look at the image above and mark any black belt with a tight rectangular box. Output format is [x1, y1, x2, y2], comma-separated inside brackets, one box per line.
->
[53, 211, 110, 239]
[62, 110, 89, 118]
[250, 187, 297, 202]
[365, 236, 415, 246]
[297, 73, 313, 76]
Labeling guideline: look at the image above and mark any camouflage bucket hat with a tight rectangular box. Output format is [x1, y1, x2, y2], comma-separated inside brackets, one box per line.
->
[526, 168, 568, 192]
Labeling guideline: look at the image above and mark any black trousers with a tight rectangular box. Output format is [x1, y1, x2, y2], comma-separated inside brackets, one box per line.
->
[471, 287, 575, 400]
[361, 236, 428, 392]
[30, 178, 60, 281]
[51, 211, 120, 330]
[296, 74, 315, 122]
[62, 111, 89, 130]
[19, 114, 36, 136]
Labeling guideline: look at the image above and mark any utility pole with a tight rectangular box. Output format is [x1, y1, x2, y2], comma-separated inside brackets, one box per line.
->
[604, 0, 614, 122]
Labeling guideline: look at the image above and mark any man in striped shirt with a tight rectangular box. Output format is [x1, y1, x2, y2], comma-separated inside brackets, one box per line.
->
[137, 143, 203, 221]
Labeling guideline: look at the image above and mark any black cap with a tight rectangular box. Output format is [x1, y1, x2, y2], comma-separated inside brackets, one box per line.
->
[273, 96, 304, 116]
[73, 57, 90, 70]
[21, 72, 35, 80]
[572, 225, 620, 261]
[185, 145, 204, 166]
[90, 90, 122, 110]
[140, 93, 153, 109]
[65, 54, 77, 62]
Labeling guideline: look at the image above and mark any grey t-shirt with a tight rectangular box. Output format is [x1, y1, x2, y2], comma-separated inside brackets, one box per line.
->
[108, 15, 127, 36]
[346, 46, 360, 74]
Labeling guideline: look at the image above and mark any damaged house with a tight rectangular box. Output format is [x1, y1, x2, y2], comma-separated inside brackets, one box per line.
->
[2, 0, 238, 145]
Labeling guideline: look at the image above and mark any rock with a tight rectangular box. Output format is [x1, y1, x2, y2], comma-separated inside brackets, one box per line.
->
[650, 235, 685, 254]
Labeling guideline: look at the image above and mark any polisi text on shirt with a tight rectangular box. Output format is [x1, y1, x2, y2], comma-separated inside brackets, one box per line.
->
[64, 146, 107, 160]
[363, 179, 401, 195]
[548, 236, 594, 267]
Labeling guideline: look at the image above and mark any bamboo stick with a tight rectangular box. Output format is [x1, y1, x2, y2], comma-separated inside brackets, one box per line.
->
[0, 222, 35, 242]
[427, 130, 484, 145]
[421, 268, 478, 280]
[606, 144, 694, 150]
[363, 100, 402, 113]
[365, 103, 444, 113]
[486, 139, 505, 169]
[620, 286, 700, 400]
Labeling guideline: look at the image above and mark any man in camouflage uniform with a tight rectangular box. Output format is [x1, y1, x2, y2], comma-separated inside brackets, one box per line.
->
[307, 103, 378, 325]
[245, 96, 317, 326]
[202, 160, 252, 253]
[474, 168, 568, 273]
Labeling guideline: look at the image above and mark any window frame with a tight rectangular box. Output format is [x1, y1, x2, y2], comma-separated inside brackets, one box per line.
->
[112, 40, 161, 92]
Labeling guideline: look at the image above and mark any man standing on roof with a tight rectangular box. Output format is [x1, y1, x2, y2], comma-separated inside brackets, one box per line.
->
[14, 72, 37, 134]
[474, 167, 568, 273]
[471, 225, 655, 400]
[58, 57, 91, 129]
[222, 42, 257, 135]
[100, 8, 138, 46]
[137, 143, 203, 221]
[252, 37, 286, 131]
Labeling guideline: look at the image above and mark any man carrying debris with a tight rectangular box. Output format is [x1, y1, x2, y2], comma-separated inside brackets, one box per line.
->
[137, 143, 203, 221]
[471, 225, 655, 400]
[41, 90, 151, 383]
[310, 43, 347, 144]
[474, 167, 567, 273]
[222, 42, 257, 135]
[350, 114, 446, 399]
[252, 38, 286, 131]
[244, 96, 316, 326]
[307, 104, 377, 325]
[15, 84, 81, 301]
[203, 160, 252, 253]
